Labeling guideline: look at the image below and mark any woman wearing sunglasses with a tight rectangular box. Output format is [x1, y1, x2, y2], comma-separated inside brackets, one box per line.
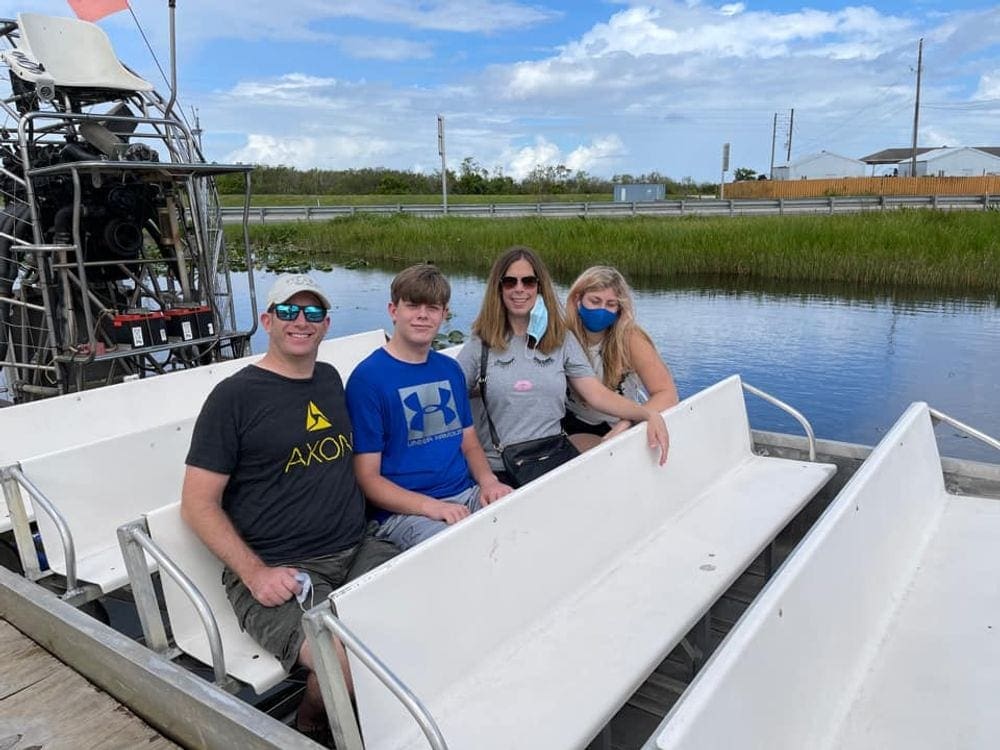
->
[456, 246, 669, 486]
[563, 266, 679, 452]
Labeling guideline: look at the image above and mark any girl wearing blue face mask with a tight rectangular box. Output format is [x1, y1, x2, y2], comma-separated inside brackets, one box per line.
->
[563, 266, 678, 451]
[457, 248, 670, 484]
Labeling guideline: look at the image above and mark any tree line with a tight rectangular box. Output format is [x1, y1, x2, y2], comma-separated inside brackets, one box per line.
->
[214, 158, 717, 196]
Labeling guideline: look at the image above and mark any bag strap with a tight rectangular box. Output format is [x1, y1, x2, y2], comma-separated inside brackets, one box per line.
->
[478, 340, 503, 451]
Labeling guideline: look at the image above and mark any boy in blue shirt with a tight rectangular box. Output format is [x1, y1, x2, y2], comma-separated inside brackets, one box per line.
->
[346, 264, 512, 550]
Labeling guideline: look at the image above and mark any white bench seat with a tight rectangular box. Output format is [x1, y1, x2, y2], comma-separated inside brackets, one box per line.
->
[648, 402, 1000, 750]
[311, 375, 836, 749]
[21, 419, 194, 593]
[831, 493, 1000, 749]
[143, 502, 286, 694]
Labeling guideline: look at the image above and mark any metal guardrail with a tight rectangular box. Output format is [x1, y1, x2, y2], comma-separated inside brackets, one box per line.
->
[220, 194, 1000, 223]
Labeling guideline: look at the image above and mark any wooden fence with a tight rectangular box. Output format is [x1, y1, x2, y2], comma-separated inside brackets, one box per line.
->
[724, 175, 1000, 199]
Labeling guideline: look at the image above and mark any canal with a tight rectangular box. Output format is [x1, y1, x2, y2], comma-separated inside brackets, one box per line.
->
[235, 266, 1000, 464]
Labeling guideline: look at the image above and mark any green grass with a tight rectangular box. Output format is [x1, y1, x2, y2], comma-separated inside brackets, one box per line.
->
[229, 211, 1000, 291]
[218, 193, 613, 207]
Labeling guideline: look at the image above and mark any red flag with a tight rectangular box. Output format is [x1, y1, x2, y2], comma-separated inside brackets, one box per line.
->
[67, 0, 130, 22]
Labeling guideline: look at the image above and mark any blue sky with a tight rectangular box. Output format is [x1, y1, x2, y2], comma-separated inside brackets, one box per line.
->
[8, 1, 1000, 181]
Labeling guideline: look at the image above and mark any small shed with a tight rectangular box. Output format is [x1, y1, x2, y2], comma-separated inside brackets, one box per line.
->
[614, 183, 665, 202]
[773, 151, 867, 180]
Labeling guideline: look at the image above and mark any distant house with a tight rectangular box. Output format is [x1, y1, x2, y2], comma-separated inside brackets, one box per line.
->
[860, 146, 1000, 176]
[772, 151, 867, 180]
[900, 147, 1000, 177]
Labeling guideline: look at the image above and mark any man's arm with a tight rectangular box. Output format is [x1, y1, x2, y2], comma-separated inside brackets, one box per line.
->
[460, 427, 512, 504]
[180, 465, 300, 607]
[353, 453, 470, 524]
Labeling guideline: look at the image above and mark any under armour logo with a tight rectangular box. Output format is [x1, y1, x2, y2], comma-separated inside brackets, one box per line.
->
[403, 387, 456, 432]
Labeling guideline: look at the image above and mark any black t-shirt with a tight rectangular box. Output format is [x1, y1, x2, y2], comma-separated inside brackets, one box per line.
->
[186, 362, 366, 565]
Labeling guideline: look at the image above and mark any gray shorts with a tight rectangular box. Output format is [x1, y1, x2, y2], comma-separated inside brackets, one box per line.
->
[223, 525, 398, 671]
[374, 484, 481, 551]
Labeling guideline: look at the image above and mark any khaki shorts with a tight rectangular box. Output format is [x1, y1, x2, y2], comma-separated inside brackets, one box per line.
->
[223, 526, 398, 671]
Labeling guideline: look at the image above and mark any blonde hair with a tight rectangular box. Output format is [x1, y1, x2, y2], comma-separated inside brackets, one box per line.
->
[565, 265, 654, 389]
[472, 245, 566, 355]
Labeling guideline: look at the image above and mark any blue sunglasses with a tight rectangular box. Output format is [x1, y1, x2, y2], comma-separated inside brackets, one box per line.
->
[271, 303, 327, 322]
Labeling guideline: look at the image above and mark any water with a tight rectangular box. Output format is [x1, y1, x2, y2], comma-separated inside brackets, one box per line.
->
[233, 266, 1000, 464]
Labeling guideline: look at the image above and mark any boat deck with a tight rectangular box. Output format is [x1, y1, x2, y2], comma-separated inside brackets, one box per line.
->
[0, 618, 177, 748]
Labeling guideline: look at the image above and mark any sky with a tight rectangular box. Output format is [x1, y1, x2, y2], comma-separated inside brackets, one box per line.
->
[6, 1, 1000, 182]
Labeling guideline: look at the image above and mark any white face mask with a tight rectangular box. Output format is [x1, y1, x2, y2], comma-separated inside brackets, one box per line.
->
[295, 571, 314, 612]
[526, 295, 549, 348]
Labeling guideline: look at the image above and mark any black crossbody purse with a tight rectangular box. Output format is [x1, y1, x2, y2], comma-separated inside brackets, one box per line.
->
[478, 341, 579, 488]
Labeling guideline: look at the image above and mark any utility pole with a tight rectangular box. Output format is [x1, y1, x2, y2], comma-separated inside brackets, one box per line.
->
[786, 107, 794, 163]
[910, 38, 923, 178]
[769, 112, 778, 178]
[437, 114, 448, 214]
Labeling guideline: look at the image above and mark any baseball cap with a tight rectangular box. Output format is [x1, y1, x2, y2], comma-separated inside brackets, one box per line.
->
[265, 274, 332, 310]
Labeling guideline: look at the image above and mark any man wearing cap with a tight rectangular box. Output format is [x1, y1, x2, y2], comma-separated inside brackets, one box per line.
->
[181, 273, 397, 742]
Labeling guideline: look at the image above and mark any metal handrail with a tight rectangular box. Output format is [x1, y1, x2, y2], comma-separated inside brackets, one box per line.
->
[741, 381, 818, 461]
[120, 525, 229, 686]
[307, 605, 448, 750]
[929, 407, 1000, 453]
[7, 465, 78, 591]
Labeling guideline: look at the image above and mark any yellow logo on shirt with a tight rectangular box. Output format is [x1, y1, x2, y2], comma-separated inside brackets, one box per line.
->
[306, 401, 332, 432]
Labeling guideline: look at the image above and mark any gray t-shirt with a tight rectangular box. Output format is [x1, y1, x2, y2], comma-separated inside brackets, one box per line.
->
[457, 333, 594, 470]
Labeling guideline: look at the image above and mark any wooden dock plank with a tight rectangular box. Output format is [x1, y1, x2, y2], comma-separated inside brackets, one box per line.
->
[0, 619, 177, 749]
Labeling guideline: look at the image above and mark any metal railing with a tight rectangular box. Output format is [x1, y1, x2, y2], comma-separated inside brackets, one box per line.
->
[929, 407, 1000, 454]
[117, 519, 233, 689]
[742, 382, 818, 462]
[219, 193, 1000, 223]
[3, 464, 81, 593]
[303, 601, 448, 750]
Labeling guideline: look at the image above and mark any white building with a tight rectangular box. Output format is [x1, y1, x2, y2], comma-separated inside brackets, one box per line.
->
[773, 151, 867, 180]
[896, 146, 1000, 177]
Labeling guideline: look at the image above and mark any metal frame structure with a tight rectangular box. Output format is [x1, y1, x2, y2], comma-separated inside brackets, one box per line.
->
[0, 15, 256, 403]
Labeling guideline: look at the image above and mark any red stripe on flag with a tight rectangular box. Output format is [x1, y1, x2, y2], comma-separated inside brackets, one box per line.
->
[67, 0, 130, 23]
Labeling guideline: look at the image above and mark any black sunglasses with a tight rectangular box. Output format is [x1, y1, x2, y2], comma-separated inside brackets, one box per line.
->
[500, 275, 539, 290]
[271, 303, 327, 322]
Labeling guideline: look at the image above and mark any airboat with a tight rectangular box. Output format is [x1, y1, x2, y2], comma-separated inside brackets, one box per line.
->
[1, 10, 999, 750]
[0, 11, 255, 405]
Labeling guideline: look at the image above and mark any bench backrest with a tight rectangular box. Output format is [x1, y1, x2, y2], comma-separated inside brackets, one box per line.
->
[23, 418, 195, 590]
[0, 329, 385, 467]
[651, 402, 946, 749]
[145, 501, 286, 694]
[332, 375, 757, 748]
[0, 329, 386, 534]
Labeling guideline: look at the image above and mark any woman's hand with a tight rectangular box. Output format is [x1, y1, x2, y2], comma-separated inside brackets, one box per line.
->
[643, 408, 669, 465]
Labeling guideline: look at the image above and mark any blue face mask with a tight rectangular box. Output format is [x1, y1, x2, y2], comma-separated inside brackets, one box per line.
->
[526, 296, 549, 347]
[578, 303, 618, 333]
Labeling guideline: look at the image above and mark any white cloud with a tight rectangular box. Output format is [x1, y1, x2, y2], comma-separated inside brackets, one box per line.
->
[506, 137, 563, 179]
[974, 70, 1000, 99]
[225, 134, 394, 169]
[501, 135, 626, 179]
[566, 135, 627, 172]
[337, 36, 434, 61]
[321, 0, 560, 33]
